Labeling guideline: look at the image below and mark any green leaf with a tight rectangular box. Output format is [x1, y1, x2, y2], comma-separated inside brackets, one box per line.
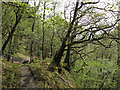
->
[114, 6, 117, 9]
[50, 8, 53, 11]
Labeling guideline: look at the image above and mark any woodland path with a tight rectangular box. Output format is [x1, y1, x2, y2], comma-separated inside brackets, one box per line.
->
[18, 53, 37, 88]
[20, 65, 37, 88]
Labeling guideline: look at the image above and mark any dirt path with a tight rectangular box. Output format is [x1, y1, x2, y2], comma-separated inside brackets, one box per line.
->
[20, 65, 37, 88]
[13, 53, 37, 88]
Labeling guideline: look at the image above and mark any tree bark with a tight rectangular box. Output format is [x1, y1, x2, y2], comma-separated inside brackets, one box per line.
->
[50, 3, 56, 58]
[30, 18, 35, 62]
[7, 36, 12, 62]
[2, 11, 22, 53]
[30, 1, 39, 62]
[42, 2, 46, 60]
[64, 44, 71, 71]
[49, 0, 79, 72]
[50, 32, 54, 57]
[37, 45, 40, 58]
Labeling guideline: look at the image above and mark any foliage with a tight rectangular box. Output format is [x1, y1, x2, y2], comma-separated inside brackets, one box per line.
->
[72, 41, 118, 88]
[2, 1, 120, 88]
[2, 58, 21, 88]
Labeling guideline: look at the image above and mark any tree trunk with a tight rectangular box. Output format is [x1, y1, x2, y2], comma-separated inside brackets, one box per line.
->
[64, 44, 71, 71]
[30, 40, 34, 62]
[42, 29, 45, 60]
[7, 37, 12, 62]
[30, 19, 35, 62]
[42, 1, 46, 60]
[30, 1, 36, 62]
[50, 33, 54, 57]
[53, 42, 66, 66]
[2, 13, 22, 53]
[49, 1, 79, 72]
[12, 35, 17, 63]
[50, 3, 56, 58]
[37, 45, 40, 59]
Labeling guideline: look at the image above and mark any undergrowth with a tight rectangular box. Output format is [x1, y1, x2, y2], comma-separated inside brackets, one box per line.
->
[29, 58, 82, 88]
[2, 58, 21, 88]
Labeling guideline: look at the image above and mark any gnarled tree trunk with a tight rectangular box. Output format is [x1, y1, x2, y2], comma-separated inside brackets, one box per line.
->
[49, 0, 79, 73]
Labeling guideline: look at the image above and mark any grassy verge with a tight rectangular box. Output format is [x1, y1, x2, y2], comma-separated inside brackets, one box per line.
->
[2, 58, 21, 88]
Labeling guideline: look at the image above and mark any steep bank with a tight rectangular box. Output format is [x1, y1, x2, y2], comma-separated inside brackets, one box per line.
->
[2, 54, 82, 88]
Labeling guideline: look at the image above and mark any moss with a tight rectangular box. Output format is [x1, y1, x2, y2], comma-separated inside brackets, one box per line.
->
[2, 58, 21, 88]
[2, 56, 82, 88]
[29, 58, 82, 88]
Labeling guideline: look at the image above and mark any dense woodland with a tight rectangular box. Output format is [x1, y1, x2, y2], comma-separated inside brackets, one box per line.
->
[2, 0, 120, 88]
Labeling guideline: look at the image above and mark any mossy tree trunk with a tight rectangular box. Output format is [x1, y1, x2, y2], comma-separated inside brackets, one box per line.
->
[49, 0, 79, 72]
[64, 43, 71, 71]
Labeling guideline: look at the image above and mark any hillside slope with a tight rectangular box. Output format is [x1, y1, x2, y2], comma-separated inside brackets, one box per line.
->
[2, 53, 82, 88]
[29, 58, 82, 88]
